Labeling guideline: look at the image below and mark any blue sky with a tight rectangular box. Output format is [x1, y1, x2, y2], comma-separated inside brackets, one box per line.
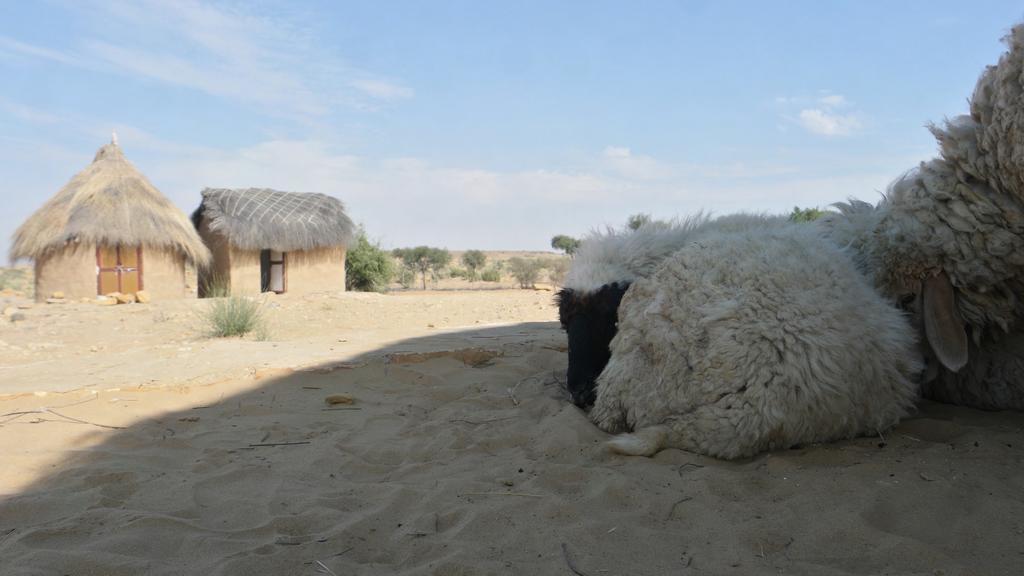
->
[2, 1, 1023, 258]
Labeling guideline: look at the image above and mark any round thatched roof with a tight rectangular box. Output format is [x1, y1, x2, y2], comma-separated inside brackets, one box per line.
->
[193, 188, 354, 252]
[9, 141, 210, 266]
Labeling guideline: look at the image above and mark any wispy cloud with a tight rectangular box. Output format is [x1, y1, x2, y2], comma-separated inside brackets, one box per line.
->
[350, 78, 415, 101]
[778, 92, 864, 137]
[797, 108, 862, 136]
[817, 94, 848, 108]
[0, 97, 61, 125]
[602, 146, 672, 180]
[0, 0, 412, 121]
[0, 35, 85, 67]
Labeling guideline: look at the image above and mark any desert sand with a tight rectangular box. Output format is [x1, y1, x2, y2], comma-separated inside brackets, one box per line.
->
[1, 284, 1023, 575]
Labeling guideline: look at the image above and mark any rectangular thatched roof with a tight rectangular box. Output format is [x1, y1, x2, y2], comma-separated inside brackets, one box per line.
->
[193, 188, 354, 252]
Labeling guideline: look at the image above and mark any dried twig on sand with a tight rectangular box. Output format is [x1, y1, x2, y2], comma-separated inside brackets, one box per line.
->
[460, 491, 544, 498]
[508, 375, 541, 406]
[315, 560, 339, 576]
[46, 408, 125, 429]
[0, 405, 124, 430]
[0, 393, 102, 426]
[448, 416, 516, 426]
[561, 542, 591, 576]
[248, 441, 311, 448]
[666, 495, 693, 520]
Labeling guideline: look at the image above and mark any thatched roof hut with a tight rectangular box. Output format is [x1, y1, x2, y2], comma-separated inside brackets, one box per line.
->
[10, 140, 210, 301]
[192, 188, 354, 296]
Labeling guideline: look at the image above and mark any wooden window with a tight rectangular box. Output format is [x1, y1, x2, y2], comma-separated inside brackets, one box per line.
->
[96, 246, 143, 295]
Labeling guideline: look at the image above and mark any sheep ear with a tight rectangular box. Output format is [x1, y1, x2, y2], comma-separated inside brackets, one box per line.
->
[922, 271, 968, 372]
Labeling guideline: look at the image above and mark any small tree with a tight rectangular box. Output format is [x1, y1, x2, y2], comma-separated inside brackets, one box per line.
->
[551, 235, 580, 256]
[345, 227, 395, 292]
[627, 212, 652, 231]
[547, 258, 570, 287]
[789, 206, 827, 222]
[461, 250, 487, 282]
[507, 257, 544, 289]
[393, 246, 452, 290]
[398, 267, 417, 289]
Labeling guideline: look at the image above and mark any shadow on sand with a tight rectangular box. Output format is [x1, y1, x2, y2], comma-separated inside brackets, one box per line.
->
[1, 321, 1023, 575]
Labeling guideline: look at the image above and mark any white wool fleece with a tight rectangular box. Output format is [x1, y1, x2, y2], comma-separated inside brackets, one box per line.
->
[590, 224, 921, 459]
[564, 213, 786, 292]
[811, 23, 1024, 412]
[818, 24, 1024, 345]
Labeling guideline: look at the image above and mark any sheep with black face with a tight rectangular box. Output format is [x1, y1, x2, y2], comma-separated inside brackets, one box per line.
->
[589, 223, 922, 459]
[557, 214, 784, 408]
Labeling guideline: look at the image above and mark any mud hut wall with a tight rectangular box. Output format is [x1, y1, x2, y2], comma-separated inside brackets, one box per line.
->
[33, 245, 96, 301]
[285, 247, 347, 294]
[228, 247, 263, 295]
[219, 246, 347, 295]
[143, 248, 189, 300]
[32, 245, 189, 301]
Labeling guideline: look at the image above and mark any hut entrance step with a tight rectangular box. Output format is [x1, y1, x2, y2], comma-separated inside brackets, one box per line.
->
[97, 246, 143, 295]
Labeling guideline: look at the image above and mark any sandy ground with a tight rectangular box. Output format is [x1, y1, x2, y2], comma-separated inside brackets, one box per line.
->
[1, 287, 1023, 575]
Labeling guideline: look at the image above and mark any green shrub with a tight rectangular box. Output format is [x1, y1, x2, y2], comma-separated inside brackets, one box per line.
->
[345, 228, 395, 292]
[507, 257, 545, 289]
[200, 273, 231, 298]
[202, 295, 264, 338]
[789, 206, 827, 222]
[480, 267, 501, 282]
[627, 213, 652, 230]
[461, 250, 487, 281]
[398, 267, 417, 289]
[547, 258, 570, 287]
[0, 268, 32, 296]
[254, 321, 273, 342]
[392, 246, 451, 290]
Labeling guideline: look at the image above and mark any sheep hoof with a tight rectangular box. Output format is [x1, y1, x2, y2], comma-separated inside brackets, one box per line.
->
[606, 426, 668, 456]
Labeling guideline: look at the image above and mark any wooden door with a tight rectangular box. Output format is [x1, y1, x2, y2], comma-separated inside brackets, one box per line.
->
[97, 246, 120, 294]
[97, 246, 143, 295]
[119, 247, 141, 293]
[260, 249, 286, 293]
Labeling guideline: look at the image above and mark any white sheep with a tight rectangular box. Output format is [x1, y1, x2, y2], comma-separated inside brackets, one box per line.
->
[819, 23, 1024, 409]
[589, 223, 922, 459]
[558, 213, 785, 407]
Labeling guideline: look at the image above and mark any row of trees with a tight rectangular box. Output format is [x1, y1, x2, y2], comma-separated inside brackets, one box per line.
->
[788, 206, 827, 222]
[505, 257, 570, 289]
[550, 212, 653, 256]
[348, 207, 827, 292]
[346, 228, 566, 292]
[391, 246, 451, 290]
[549, 208, 826, 257]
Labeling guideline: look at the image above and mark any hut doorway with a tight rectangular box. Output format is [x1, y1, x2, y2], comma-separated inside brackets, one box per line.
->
[260, 249, 286, 293]
[97, 246, 143, 295]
